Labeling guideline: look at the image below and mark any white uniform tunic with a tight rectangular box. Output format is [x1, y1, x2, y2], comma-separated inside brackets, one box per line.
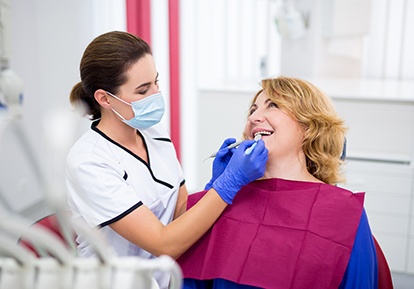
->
[65, 121, 185, 289]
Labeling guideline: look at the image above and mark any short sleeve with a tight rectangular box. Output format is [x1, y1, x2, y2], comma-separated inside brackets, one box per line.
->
[66, 149, 142, 228]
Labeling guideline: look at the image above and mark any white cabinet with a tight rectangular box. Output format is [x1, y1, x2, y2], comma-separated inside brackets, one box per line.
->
[312, 78, 414, 274]
[340, 161, 413, 272]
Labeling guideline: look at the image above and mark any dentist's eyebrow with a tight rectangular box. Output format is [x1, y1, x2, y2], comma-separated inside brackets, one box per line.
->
[134, 72, 159, 90]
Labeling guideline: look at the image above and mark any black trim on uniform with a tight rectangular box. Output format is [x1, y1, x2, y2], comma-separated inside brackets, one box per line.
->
[91, 122, 174, 189]
[153, 137, 172, 143]
[98, 201, 143, 228]
[123, 171, 128, 180]
[180, 179, 185, 187]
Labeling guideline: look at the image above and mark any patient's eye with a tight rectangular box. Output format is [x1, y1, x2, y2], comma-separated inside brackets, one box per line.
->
[249, 104, 257, 116]
[268, 102, 278, 108]
[249, 106, 257, 115]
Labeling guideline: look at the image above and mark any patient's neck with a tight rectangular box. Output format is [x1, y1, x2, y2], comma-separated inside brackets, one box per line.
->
[263, 157, 323, 184]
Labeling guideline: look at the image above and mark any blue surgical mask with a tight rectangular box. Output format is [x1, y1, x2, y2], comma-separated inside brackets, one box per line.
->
[107, 91, 165, 130]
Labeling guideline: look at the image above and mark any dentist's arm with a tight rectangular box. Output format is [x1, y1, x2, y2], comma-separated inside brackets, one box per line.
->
[110, 140, 268, 259]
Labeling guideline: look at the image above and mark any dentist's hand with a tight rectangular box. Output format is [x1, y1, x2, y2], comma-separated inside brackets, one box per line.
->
[212, 139, 268, 204]
[204, 138, 237, 190]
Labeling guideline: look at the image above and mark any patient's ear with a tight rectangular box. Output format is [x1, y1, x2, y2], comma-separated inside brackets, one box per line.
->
[94, 89, 111, 108]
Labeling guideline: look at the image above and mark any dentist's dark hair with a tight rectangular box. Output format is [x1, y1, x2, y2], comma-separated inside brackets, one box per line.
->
[70, 31, 152, 120]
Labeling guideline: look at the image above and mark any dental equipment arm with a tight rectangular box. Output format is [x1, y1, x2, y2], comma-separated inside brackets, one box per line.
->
[0, 0, 23, 116]
[0, 235, 36, 265]
[0, 216, 73, 264]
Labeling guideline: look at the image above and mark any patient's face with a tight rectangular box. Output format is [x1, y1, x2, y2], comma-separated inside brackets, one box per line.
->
[244, 91, 304, 161]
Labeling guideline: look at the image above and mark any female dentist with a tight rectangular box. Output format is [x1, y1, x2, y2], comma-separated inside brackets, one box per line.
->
[65, 31, 268, 289]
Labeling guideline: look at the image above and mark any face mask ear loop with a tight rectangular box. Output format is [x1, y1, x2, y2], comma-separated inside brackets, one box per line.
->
[106, 91, 132, 121]
[105, 91, 131, 107]
[110, 108, 127, 121]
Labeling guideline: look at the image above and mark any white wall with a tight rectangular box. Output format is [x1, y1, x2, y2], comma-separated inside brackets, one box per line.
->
[180, 0, 282, 192]
[0, 0, 179, 220]
[2, 0, 414, 216]
[0, 0, 127, 220]
[182, 0, 414, 192]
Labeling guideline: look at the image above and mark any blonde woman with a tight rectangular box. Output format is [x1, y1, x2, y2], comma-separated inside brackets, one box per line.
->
[179, 76, 377, 289]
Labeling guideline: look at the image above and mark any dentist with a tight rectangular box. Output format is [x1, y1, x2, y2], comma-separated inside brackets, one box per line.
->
[65, 31, 268, 289]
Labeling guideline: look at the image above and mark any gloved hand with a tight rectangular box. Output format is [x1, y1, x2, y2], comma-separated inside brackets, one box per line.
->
[204, 138, 237, 190]
[212, 139, 268, 204]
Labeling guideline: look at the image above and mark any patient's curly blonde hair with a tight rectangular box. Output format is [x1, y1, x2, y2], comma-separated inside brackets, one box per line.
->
[245, 76, 347, 185]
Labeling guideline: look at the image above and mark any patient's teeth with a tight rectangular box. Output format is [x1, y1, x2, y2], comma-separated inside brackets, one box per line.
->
[253, 131, 271, 139]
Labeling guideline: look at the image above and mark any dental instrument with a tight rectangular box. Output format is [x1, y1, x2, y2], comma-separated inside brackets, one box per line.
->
[207, 140, 243, 159]
[245, 134, 262, 155]
[207, 134, 262, 159]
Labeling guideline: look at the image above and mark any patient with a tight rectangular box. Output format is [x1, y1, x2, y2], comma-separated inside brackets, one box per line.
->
[178, 76, 378, 289]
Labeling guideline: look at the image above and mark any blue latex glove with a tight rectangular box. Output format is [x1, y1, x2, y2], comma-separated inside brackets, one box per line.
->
[204, 138, 237, 190]
[212, 139, 268, 204]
